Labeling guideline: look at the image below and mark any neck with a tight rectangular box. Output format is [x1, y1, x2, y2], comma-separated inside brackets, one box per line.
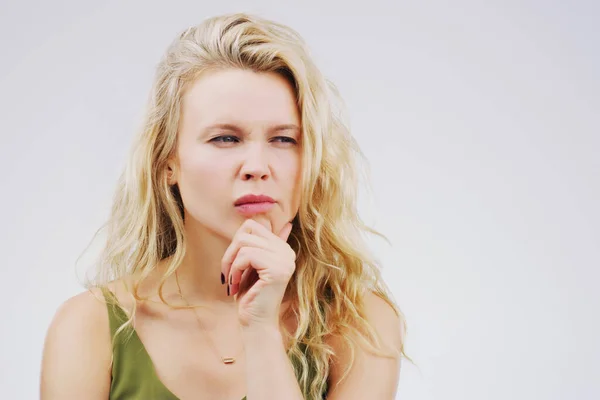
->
[172, 218, 235, 305]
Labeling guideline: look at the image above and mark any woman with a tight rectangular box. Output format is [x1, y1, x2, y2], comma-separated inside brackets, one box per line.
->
[41, 12, 408, 400]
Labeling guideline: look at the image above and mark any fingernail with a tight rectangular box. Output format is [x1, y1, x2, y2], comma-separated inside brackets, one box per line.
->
[221, 273, 225, 285]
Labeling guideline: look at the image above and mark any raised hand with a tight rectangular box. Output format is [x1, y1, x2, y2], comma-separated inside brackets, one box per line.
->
[221, 218, 295, 329]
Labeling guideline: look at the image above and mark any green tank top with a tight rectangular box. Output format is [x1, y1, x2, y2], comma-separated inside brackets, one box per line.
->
[101, 287, 328, 399]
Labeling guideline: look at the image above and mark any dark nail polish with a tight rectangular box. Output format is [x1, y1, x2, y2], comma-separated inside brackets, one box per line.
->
[221, 273, 225, 285]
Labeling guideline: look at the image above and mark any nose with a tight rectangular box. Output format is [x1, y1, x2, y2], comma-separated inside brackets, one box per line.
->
[239, 142, 270, 181]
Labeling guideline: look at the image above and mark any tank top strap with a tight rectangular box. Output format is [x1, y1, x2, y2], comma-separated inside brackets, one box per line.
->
[99, 286, 178, 399]
[99, 286, 130, 340]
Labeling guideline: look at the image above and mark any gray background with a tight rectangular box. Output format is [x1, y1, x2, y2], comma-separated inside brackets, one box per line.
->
[0, 1, 598, 399]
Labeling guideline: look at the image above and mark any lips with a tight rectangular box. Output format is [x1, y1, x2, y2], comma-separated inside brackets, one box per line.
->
[234, 194, 275, 206]
[234, 194, 276, 216]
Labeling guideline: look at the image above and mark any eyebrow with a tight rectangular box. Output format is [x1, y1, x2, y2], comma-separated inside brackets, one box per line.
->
[200, 123, 301, 136]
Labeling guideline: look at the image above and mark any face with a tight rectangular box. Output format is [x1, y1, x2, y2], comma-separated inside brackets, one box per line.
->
[168, 68, 302, 239]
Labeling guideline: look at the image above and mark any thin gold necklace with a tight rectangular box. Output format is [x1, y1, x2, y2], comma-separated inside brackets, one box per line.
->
[174, 270, 243, 365]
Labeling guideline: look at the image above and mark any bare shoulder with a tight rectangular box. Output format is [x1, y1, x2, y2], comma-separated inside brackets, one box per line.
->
[361, 290, 405, 351]
[328, 290, 404, 355]
[326, 290, 404, 400]
[43, 288, 111, 348]
[40, 288, 112, 399]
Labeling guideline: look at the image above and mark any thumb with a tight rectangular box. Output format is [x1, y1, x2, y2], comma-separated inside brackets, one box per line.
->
[278, 221, 293, 242]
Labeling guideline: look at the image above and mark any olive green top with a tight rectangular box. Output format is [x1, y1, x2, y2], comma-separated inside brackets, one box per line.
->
[101, 287, 327, 399]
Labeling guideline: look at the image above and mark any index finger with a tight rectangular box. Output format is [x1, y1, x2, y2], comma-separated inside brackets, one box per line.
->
[250, 215, 272, 233]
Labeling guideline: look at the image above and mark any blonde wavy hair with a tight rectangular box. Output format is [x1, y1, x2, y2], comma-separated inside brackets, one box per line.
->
[83, 12, 409, 399]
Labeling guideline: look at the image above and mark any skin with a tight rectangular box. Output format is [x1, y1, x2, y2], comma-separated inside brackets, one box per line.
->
[40, 68, 403, 400]
[166, 68, 303, 310]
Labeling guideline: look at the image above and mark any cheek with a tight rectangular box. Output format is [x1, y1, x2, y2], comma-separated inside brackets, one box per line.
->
[279, 151, 302, 179]
[183, 159, 212, 186]
[177, 155, 229, 209]
[281, 155, 303, 209]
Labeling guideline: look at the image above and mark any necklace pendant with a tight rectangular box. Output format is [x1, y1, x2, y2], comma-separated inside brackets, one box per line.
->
[222, 357, 236, 365]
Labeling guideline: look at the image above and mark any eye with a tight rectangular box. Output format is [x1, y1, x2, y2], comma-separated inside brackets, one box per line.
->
[210, 135, 240, 143]
[209, 135, 297, 145]
[272, 136, 298, 144]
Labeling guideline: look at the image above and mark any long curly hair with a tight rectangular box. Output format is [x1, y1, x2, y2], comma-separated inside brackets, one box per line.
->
[83, 12, 410, 399]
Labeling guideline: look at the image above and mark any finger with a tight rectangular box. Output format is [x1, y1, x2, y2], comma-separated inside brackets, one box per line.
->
[237, 218, 274, 239]
[251, 215, 272, 233]
[221, 232, 270, 284]
[278, 222, 293, 242]
[237, 267, 258, 298]
[229, 247, 277, 296]
[228, 247, 257, 296]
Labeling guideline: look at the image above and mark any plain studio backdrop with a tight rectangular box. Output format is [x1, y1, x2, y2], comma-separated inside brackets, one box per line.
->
[0, 1, 598, 399]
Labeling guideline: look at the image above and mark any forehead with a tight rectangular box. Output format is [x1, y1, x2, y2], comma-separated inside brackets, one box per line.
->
[180, 68, 300, 129]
